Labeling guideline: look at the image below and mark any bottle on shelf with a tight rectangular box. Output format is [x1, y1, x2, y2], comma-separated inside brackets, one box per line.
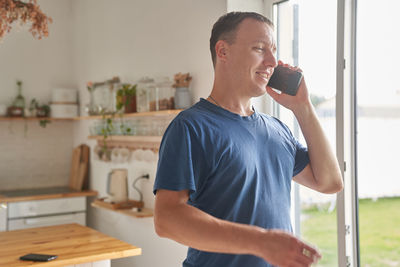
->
[8, 80, 26, 117]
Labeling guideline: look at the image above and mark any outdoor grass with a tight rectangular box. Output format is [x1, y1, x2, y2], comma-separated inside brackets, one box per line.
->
[301, 197, 400, 267]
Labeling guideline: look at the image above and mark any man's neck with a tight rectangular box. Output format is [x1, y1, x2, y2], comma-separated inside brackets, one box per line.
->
[208, 86, 254, 117]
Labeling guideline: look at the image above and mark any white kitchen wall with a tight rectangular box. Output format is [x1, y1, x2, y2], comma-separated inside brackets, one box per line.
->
[70, 0, 227, 266]
[0, 0, 75, 189]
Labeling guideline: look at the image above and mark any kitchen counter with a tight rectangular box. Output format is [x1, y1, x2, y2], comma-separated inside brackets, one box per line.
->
[0, 223, 141, 266]
[0, 186, 97, 203]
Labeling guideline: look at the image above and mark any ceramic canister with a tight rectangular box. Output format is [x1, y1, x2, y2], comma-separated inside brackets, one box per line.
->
[52, 88, 77, 103]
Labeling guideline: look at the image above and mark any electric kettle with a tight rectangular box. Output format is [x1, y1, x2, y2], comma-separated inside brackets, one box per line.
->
[107, 169, 128, 203]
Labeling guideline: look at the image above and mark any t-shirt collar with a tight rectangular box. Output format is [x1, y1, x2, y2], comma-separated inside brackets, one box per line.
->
[198, 98, 259, 122]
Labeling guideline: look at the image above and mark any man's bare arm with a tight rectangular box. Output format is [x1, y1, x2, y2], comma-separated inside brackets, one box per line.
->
[292, 102, 343, 193]
[154, 189, 320, 266]
[266, 63, 343, 194]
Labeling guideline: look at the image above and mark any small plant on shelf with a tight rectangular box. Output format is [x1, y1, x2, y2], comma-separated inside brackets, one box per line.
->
[29, 98, 51, 128]
[116, 84, 137, 113]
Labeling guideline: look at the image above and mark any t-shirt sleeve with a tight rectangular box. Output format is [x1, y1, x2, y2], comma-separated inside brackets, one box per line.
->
[274, 117, 309, 177]
[153, 118, 204, 196]
[292, 138, 309, 177]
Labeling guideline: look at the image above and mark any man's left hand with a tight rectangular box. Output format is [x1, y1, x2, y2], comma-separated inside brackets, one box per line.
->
[266, 61, 310, 113]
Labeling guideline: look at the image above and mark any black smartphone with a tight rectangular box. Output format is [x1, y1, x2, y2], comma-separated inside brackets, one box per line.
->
[267, 65, 303, 96]
[19, 253, 57, 262]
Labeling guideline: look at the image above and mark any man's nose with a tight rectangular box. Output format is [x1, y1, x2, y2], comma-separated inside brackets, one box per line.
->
[263, 52, 278, 68]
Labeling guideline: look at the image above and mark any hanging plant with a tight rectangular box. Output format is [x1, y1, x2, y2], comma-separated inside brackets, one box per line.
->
[0, 0, 53, 40]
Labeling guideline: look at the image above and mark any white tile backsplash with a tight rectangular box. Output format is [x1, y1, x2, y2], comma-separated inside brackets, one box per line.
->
[0, 121, 74, 190]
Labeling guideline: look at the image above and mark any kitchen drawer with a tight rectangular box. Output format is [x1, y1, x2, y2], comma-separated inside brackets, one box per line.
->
[8, 212, 85, 231]
[8, 197, 86, 219]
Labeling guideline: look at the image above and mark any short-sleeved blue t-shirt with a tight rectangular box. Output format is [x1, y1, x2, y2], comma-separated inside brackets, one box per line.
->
[153, 98, 309, 267]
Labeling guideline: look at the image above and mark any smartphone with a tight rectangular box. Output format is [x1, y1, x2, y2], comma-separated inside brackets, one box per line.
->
[267, 65, 303, 96]
[19, 253, 57, 262]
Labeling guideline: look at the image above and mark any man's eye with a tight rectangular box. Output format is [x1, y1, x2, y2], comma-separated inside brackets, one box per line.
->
[254, 47, 264, 52]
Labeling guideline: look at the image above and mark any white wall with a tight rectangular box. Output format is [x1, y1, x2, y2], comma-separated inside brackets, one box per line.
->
[0, 0, 74, 189]
[70, 1, 227, 266]
[227, 0, 265, 13]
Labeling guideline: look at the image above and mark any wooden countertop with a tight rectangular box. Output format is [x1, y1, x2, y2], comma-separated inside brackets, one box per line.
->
[0, 187, 98, 203]
[0, 223, 141, 266]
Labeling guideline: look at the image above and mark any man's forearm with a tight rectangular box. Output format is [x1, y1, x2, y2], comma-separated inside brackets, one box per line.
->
[155, 199, 265, 256]
[293, 101, 343, 193]
[154, 192, 321, 266]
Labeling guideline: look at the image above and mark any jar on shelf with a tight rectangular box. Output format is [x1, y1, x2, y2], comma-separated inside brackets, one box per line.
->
[136, 77, 155, 113]
[155, 77, 174, 110]
[149, 85, 159, 112]
[174, 87, 191, 109]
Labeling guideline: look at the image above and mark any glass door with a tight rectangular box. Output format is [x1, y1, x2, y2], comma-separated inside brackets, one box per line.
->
[273, 1, 339, 266]
[356, 1, 400, 266]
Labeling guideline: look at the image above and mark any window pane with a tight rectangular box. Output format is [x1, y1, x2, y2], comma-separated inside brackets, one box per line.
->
[274, 1, 338, 266]
[357, 1, 400, 266]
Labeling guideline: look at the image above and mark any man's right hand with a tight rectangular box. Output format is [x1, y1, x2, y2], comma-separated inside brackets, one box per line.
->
[256, 229, 321, 267]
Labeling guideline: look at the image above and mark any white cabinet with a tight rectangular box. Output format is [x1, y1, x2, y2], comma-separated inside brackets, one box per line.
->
[8, 197, 85, 218]
[5, 197, 86, 231]
[8, 212, 85, 230]
[0, 203, 6, 231]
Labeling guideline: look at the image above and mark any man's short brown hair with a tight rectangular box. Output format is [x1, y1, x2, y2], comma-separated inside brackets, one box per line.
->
[210, 12, 274, 67]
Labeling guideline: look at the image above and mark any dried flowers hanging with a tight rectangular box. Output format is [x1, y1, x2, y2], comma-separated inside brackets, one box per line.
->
[0, 0, 52, 40]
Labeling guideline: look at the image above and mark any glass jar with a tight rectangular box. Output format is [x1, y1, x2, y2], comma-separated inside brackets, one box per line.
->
[136, 77, 155, 113]
[149, 85, 159, 112]
[155, 77, 174, 110]
[174, 87, 191, 109]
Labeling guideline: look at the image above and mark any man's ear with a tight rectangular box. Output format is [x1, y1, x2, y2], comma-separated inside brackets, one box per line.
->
[215, 40, 229, 63]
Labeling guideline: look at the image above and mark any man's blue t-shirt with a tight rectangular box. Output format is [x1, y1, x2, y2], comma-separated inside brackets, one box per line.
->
[153, 98, 309, 267]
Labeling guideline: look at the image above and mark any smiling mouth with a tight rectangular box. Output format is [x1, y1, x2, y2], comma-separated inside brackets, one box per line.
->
[256, 72, 270, 81]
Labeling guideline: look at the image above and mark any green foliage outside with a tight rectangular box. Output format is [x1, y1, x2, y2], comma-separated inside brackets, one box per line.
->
[301, 197, 400, 267]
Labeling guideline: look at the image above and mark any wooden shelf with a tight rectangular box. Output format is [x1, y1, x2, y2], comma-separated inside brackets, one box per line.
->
[77, 109, 183, 120]
[91, 202, 153, 218]
[88, 135, 162, 151]
[0, 109, 183, 122]
[0, 116, 75, 121]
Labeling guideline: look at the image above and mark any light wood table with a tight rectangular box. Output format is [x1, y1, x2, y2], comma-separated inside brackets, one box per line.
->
[0, 223, 141, 266]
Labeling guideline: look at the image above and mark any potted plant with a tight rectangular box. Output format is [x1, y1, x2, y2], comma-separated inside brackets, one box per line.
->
[116, 84, 137, 113]
[29, 98, 50, 118]
[36, 104, 50, 118]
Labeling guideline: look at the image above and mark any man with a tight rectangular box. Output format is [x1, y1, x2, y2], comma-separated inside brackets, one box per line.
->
[153, 12, 343, 267]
